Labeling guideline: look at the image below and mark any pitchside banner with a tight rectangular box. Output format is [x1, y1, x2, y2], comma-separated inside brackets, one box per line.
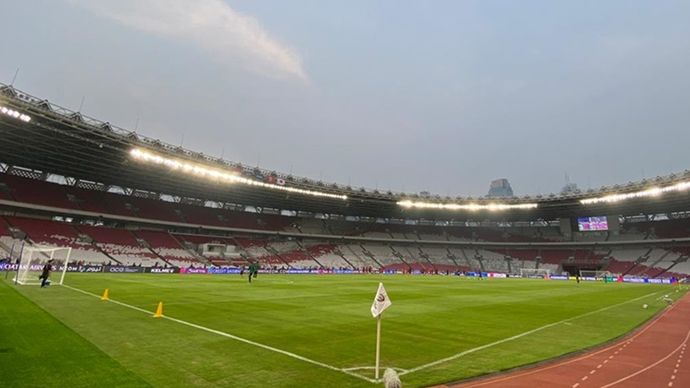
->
[207, 268, 241, 274]
[180, 267, 208, 274]
[104, 266, 145, 274]
[0, 263, 104, 272]
[549, 275, 570, 280]
[146, 267, 180, 274]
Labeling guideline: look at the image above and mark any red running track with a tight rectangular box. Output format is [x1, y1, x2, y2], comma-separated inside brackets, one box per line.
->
[440, 293, 690, 388]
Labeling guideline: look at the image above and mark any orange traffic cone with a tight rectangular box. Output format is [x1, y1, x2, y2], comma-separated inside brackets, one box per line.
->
[153, 302, 164, 318]
[100, 288, 110, 301]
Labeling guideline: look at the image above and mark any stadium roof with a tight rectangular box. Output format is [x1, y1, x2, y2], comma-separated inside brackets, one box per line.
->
[1, 82, 690, 221]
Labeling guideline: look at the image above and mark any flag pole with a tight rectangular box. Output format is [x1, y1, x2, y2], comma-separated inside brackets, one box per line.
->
[375, 313, 382, 380]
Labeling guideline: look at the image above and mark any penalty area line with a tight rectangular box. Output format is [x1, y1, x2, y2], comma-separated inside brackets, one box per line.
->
[61, 284, 378, 384]
[400, 291, 661, 376]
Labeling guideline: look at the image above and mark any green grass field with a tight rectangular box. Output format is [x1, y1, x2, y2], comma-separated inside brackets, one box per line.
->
[1, 273, 684, 387]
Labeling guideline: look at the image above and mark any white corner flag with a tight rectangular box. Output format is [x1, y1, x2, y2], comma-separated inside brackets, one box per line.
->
[371, 282, 391, 381]
[371, 282, 392, 318]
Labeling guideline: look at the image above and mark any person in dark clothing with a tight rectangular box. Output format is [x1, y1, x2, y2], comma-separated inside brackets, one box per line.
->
[248, 262, 259, 283]
[39, 259, 54, 288]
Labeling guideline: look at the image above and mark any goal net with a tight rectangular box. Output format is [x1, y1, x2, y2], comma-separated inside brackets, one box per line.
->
[519, 268, 551, 279]
[578, 270, 611, 279]
[13, 246, 72, 286]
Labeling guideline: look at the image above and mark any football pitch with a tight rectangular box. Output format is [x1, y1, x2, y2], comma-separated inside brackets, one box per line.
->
[1, 274, 684, 387]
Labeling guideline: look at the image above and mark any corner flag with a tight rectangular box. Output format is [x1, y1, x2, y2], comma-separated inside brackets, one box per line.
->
[371, 282, 391, 380]
[371, 282, 392, 318]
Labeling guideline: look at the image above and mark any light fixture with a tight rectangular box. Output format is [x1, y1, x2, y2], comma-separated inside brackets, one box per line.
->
[397, 200, 538, 211]
[129, 148, 347, 201]
[580, 181, 690, 205]
[0, 106, 31, 122]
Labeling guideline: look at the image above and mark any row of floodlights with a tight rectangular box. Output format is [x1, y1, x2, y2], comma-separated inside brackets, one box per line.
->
[397, 200, 539, 211]
[129, 148, 348, 201]
[0, 105, 31, 123]
[129, 149, 690, 210]
[399, 180, 690, 211]
[579, 181, 690, 205]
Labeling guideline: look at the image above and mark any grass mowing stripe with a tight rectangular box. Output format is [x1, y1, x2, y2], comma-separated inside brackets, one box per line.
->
[0, 280, 149, 387]
[400, 291, 660, 376]
[61, 284, 379, 384]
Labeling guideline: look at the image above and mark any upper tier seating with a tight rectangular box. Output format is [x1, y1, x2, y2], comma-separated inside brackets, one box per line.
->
[0, 174, 76, 209]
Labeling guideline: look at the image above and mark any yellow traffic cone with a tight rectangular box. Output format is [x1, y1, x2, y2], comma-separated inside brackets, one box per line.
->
[100, 288, 110, 301]
[153, 302, 164, 318]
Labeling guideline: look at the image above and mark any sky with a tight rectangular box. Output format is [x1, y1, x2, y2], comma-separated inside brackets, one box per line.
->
[1, 0, 689, 197]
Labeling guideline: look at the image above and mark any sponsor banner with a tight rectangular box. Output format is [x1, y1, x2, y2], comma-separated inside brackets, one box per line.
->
[104, 266, 145, 274]
[70, 265, 103, 273]
[180, 267, 208, 274]
[621, 277, 672, 284]
[207, 267, 241, 274]
[146, 267, 179, 274]
[549, 275, 570, 280]
[488, 272, 507, 278]
[0, 263, 19, 271]
[286, 269, 314, 274]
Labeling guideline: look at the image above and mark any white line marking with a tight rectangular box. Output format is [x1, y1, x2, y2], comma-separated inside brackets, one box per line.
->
[399, 292, 660, 376]
[61, 284, 378, 384]
[343, 366, 409, 373]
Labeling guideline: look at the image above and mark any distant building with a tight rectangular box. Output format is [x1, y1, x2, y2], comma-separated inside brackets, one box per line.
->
[560, 173, 580, 195]
[487, 178, 514, 198]
[561, 182, 580, 195]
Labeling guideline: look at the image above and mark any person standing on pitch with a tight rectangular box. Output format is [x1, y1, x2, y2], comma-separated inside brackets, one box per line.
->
[248, 261, 259, 283]
[39, 259, 53, 288]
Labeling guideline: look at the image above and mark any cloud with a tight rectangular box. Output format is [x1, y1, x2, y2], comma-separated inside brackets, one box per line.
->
[69, 0, 307, 80]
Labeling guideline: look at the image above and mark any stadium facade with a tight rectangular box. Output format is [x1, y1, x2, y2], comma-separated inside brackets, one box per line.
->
[1, 82, 690, 278]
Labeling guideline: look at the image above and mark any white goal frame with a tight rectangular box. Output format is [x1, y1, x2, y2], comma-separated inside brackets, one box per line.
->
[13, 246, 72, 286]
[578, 270, 611, 279]
[519, 268, 551, 278]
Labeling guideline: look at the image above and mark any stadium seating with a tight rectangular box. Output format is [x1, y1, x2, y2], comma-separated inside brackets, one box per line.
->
[3, 173, 690, 276]
[76, 225, 164, 267]
[134, 230, 197, 267]
[3, 216, 111, 264]
[0, 174, 76, 210]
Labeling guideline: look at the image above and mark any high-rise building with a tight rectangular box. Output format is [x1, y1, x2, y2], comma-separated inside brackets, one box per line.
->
[487, 178, 514, 198]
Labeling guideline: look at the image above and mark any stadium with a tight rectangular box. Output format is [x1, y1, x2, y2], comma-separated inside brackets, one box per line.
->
[1, 80, 690, 387]
[3, 3, 690, 387]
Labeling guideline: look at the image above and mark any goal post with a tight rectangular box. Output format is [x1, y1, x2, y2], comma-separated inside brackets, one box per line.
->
[578, 270, 611, 279]
[519, 268, 551, 278]
[13, 246, 72, 286]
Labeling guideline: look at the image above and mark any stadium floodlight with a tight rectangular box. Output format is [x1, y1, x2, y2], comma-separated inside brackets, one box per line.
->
[0, 105, 31, 122]
[580, 181, 690, 205]
[129, 148, 348, 201]
[397, 200, 538, 211]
